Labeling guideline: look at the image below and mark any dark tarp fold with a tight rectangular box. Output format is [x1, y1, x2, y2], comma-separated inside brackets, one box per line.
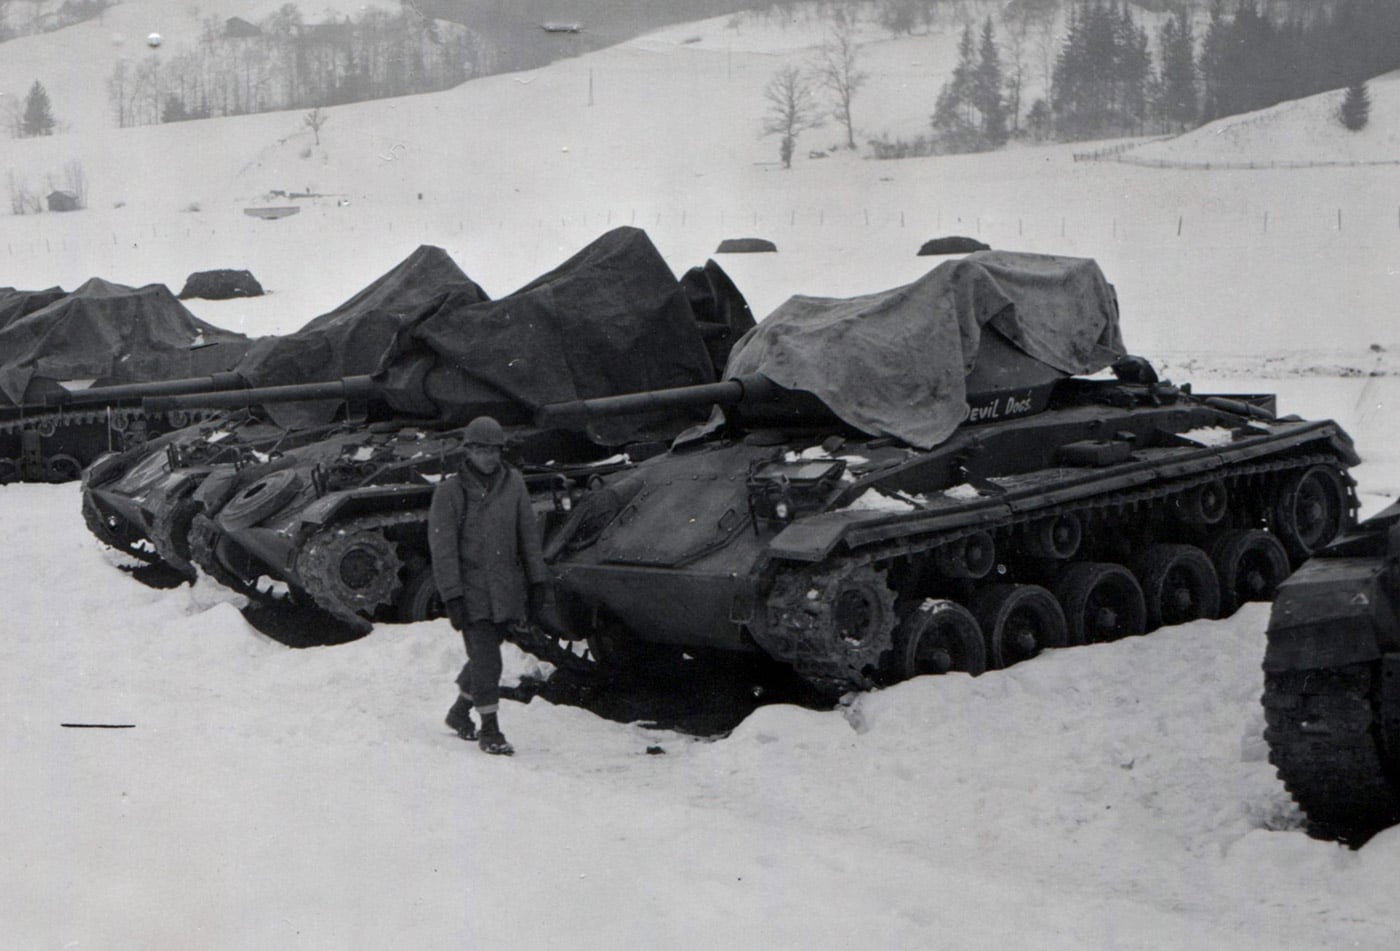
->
[0, 286, 67, 332]
[724, 251, 1126, 449]
[377, 227, 719, 447]
[0, 278, 250, 406]
[233, 245, 487, 428]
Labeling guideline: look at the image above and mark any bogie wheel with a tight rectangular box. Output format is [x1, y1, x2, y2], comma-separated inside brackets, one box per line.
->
[970, 583, 1068, 669]
[1053, 562, 1147, 645]
[1130, 544, 1221, 632]
[1271, 465, 1348, 567]
[45, 453, 83, 483]
[396, 563, 444, 622]
[884, 599, 987, 683]
[1209, 529, 1291, 616]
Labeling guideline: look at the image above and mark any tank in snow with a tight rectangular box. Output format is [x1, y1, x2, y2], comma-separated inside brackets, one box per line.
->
[1262, 499, 1400, 845]
[535, 250, 1359, 695]
[82, 228, 754, 662]
[0, 279, 251, 483]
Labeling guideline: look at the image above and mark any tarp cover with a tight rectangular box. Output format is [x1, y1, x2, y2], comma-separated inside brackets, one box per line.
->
[725, 251, 1127, 449]
[0, 286, 66, 332]
[0, 278, 251, 406]
[234, 245, 486, 428]
[378, 227, 718, 446]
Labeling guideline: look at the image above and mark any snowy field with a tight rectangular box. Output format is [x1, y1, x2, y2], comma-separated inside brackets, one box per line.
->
[3, 3, 1400, 949]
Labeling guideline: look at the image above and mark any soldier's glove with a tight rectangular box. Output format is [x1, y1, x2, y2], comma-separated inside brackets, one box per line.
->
[445, 597, 467, 632]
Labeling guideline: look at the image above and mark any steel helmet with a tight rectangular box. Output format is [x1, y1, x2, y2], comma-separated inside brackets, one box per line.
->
[462, 415, 505, 447]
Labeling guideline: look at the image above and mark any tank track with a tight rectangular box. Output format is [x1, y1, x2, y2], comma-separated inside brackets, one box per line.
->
[1263, 663, 1400, 843]
[294, 510, 598, 675]
[189, 513, 280, 603]
[756, 452, 1348, 694]
[1, 406, 210, 483]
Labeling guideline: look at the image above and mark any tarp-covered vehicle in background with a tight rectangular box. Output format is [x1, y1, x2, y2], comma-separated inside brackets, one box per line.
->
[0, 279, 251, 483]
[537, 251, 1359, 695]
[82, 228, 755, 652]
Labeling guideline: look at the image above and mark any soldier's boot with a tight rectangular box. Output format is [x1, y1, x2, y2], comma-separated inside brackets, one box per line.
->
[445, 693, 476, 741]
[477, 712, 514, 756]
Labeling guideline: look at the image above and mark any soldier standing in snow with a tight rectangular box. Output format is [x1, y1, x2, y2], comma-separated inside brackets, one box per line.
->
[428, 416, 552, 756]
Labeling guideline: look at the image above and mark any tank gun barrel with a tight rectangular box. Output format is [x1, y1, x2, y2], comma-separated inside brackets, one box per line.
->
[142, 375, 379, 414]
[535, 374, 780, 428]
[47, 372, 249, 407]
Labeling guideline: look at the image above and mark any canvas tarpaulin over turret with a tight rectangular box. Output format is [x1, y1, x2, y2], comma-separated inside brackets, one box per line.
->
[724, 251, 1127, 449]
[0, 278, 251, 406]
[233, 245, 488, 428]
[376, 227, 719, 447]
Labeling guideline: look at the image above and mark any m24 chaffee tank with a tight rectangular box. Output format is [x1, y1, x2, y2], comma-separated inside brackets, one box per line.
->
[82, 229, 755, 656]
[538, 251, 1359, 695]
[1263, 499, 1400, 844]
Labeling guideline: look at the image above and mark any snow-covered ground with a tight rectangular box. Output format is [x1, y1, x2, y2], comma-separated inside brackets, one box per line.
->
[3, 3, 1400, 948]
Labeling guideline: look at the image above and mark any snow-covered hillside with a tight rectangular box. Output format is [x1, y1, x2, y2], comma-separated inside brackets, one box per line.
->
[3, 4, 1399, 949]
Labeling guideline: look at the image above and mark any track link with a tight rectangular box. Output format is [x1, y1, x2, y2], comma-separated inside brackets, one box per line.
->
[1263, 663, 1400, 843]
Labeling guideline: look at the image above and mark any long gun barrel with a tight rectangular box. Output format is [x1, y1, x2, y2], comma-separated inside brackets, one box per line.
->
[45, 372, 250, 407]
[535, 374, 781, 428]
[142, 375, 379, 414]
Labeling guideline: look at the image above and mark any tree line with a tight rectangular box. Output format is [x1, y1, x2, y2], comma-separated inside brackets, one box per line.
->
[107, 6, 489, 128]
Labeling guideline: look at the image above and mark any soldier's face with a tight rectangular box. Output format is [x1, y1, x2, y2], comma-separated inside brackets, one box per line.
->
[465, 444, 502, 475]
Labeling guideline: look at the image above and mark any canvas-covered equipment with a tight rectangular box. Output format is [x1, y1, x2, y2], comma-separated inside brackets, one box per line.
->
[0, 278, 250, 406]
[724, 251, 1127, 449]
[376, 227, 719, 447]
[0, 286, 67, 333]
[233, 245, 487, 428]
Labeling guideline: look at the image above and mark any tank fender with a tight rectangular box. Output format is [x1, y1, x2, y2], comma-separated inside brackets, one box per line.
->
[1264, 558, 1400, 673]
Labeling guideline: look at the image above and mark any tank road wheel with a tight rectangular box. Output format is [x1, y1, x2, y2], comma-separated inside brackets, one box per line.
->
[1130, 544, 1221, 632]
[971, 583, 1069, 669]
[1053, 562, 1147, 645]
[753, 560, 898, 695]
[883, 599, 987, 683]
[43, 453, 83, 483]
[1263, 663, 1400, 845]
[1024, 513, 1082, 560]
[1271, 465, 1348, 567]
[396, 563, 444, 622]
[219, 470, 302, 530]
[1209, 529, 1291, 617]
[297, 525, 403, 626]
[933, 531, 996, 579]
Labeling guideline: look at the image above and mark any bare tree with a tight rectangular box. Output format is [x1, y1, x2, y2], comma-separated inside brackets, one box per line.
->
[304, 105, 327, 144]
[813, 14, 867, 150]
[762, 63, 825, 169]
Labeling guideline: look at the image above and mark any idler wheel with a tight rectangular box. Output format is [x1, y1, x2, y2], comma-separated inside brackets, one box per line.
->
[298, 526, 402, 618]
[1052, 562, 1147, 645]
[883, 599, 987, 683]
[1271, 465, 1348, 566]
[1208, 529, 1291, 616]
[1130, 544, 1221, 632]
[971, 583, 1068, 669]
[218, 469, 302, 530]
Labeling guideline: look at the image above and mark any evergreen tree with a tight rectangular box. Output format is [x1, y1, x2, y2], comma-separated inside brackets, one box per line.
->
[973, 18, 1008, 147]
[931, 24, 979, 152]
[1340, 81, 1370, 131]
[21, 80, 55, 137]
[1155, 10, 1197, 131]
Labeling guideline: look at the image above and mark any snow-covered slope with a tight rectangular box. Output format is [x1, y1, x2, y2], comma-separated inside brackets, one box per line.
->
[2, 4, 1399, 949]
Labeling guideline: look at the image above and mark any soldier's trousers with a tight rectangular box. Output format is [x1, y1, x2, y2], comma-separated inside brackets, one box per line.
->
[455, 620, 508, 711]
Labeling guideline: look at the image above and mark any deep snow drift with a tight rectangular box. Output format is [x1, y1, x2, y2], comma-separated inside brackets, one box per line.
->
[3, 4, 1399, 949]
